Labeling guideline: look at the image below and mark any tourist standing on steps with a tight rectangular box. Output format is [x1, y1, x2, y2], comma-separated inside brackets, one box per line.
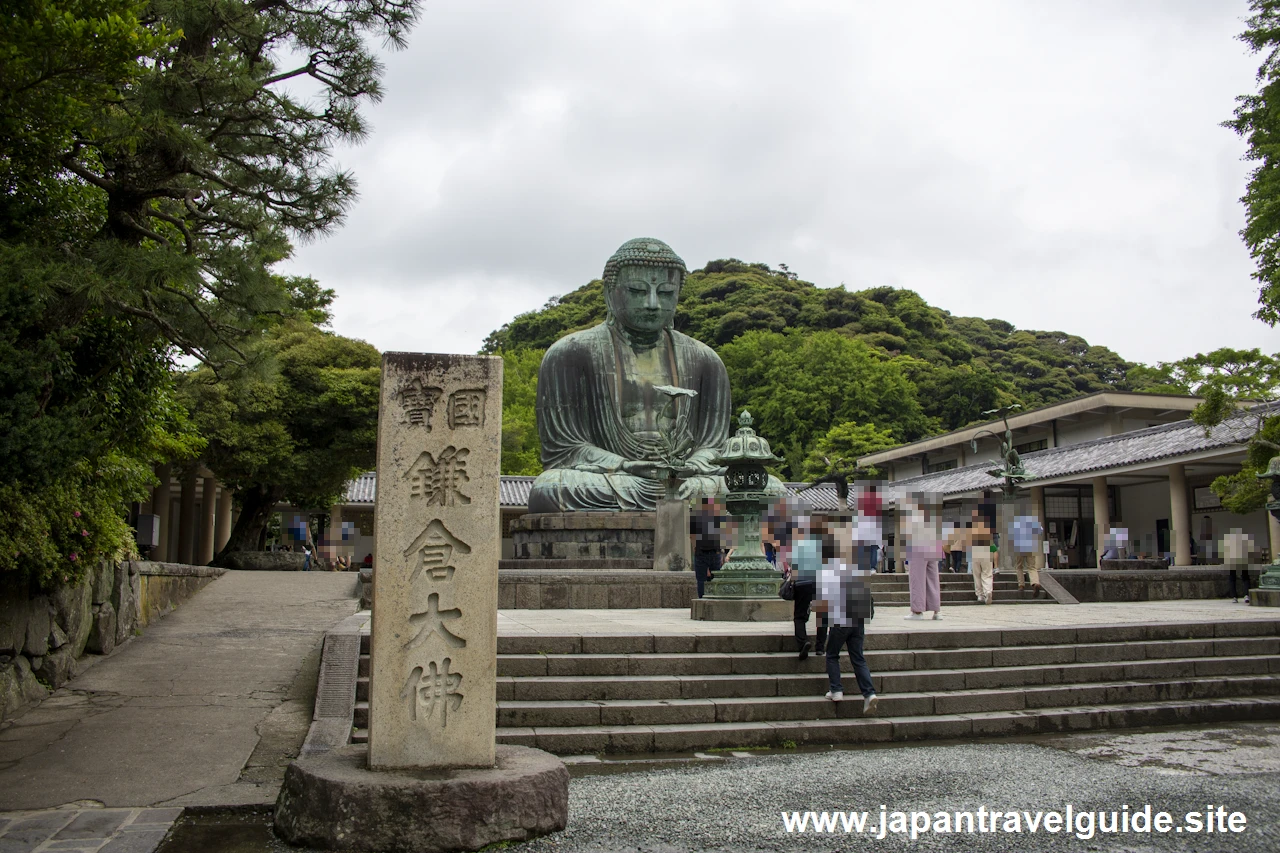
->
[852, 483, 884, 574]
[689, 497, 724, 598]
[1010, 515, 1043, 593]
[302, 543, 312, 572]
[969, 510, 995, 604]
[902, 492, 943, 621]
[948, 523, 969, 574]
[1222, 527, 1257, 604]
[816, 540, 878, 714]
[788, 513, 828, 661]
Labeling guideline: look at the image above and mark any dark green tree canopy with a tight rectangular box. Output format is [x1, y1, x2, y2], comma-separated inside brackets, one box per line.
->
[1, 0, 419, 583]
[181, 322, 381, 558]
[1227, 0, 1280, 325]
[3, 0, 420, 366]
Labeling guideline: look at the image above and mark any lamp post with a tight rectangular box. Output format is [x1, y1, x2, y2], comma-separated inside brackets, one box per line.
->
[703, 411, 783, 599]
[970, 405, 1032, 571]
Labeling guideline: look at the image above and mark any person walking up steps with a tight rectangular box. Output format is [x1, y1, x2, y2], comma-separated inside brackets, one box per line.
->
[1010, 514, 1043, 593]
[817, 534, 878, 714]
[969, 510, 995, 604]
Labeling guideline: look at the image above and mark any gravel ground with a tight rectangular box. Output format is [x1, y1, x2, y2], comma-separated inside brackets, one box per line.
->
[512, 725, 1280, 853]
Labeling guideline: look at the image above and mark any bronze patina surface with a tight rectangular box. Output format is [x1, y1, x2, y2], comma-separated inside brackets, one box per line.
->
[531, 238, 772, 513]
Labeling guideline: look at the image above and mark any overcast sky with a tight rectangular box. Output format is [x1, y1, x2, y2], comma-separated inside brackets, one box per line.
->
[281, 0, 1279, 366]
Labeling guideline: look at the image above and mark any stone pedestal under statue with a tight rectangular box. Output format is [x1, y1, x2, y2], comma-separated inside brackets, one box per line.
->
[509, 512, 655, 566]
[502, 511, 698, 608]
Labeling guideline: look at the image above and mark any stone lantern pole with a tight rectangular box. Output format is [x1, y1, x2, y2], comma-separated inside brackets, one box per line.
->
[1252, 457, 1280, 605]
[692, 411, 790, 621]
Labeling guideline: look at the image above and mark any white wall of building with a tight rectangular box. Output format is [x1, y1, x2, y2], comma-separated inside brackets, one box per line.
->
[1117, 479, 1271, 561]
[1055, 419, 1111, 446]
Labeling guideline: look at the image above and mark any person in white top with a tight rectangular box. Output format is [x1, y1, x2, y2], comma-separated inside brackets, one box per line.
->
[1221, 527, 1257, 604]
[816, 546, 879, 714]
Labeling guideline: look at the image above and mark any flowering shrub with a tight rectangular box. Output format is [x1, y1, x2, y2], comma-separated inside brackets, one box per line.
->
[0, 455, 147, 589]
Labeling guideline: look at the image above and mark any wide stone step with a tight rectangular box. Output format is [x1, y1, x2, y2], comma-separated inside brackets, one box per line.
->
[495, 620, 1280, 656]
[496, 673, 1280, 727]
[494, 695, 1280, 755]
[497, 655, 1279, 701]
[495, 637, 1280, 678]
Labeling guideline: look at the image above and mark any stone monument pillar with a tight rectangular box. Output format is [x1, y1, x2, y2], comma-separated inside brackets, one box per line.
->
[369, 353, 502, 770]
[274, 352, 569, 853]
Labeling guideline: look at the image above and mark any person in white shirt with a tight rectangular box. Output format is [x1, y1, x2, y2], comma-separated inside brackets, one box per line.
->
[816, 546, 878, 714]
[1221, 527, 1257, 604]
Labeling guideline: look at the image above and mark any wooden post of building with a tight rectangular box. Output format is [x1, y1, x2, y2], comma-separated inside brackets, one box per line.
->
[1169, 463, 1191, 567]
[153, 464, 171, 562]
[178, 470, 198, 565]
[199, 475, 218, 565]
[1092, 476, 1109, 568]
[215, 487, 234, 553]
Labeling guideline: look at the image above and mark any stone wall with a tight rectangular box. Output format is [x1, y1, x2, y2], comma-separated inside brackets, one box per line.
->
[0, 560, 224, 724]
[137, 563, 225, 625]
[1047, 568, 1236, 602]
[219, 551, 309, 571]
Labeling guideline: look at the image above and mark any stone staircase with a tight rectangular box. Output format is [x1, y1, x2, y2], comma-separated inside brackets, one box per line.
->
[868, 571, 1053, 605]
[351, 619, 1280, 753]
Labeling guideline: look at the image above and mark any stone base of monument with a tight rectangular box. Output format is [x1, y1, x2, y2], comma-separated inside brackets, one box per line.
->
[510, 512, 654, 561]
[500, 568, 695, 608]
[1252, 588, 1280, 607]
[691, 597, 791, 621]
[274, 744, 568, 853]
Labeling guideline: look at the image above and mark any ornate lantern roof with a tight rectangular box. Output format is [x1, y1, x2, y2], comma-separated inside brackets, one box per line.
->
[1258, 455, 1280, 480]
[712, 411, 782, 467]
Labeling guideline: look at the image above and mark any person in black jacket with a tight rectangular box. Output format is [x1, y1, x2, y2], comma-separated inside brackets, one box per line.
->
[689, 497, 724, 598]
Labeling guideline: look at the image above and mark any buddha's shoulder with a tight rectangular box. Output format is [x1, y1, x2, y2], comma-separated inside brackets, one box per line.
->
[542, 323, 611, 359]
[669, 329, 722, 362]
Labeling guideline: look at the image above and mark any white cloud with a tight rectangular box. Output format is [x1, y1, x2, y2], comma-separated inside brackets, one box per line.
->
[282, 0, 1278, 364]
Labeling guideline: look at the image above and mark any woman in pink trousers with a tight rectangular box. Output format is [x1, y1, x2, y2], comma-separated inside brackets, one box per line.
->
[902, 493, 943, 621]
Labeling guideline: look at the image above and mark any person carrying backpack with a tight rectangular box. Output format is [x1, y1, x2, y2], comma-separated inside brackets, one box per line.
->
[816, 537, 878, 714]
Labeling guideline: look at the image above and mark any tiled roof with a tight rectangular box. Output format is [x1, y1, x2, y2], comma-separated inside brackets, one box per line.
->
[884, 402, 1277, 498]
[343, 472, 536, 508]
[343, 471, 377, 504]
[500, 476, 536, 507]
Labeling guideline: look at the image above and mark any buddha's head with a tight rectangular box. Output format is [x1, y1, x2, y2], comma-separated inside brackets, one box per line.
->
[602, 238, 687, 334]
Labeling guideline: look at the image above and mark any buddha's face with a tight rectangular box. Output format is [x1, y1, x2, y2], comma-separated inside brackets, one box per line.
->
[610, 264, 681, 333]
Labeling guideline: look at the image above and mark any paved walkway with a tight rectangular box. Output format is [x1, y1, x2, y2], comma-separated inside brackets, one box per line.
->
[0, 571, 358, 851]
[498, 599, 1280, 636]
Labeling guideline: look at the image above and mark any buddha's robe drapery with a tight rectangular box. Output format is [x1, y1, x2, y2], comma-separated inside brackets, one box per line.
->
[528, 323, 732, 513]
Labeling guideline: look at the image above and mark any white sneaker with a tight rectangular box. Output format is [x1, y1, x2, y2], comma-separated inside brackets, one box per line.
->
[933, 612, 943, 620]
[903, 613, 924, 620]
[863, 694, 879, 715]
[825, 690, 844, 701]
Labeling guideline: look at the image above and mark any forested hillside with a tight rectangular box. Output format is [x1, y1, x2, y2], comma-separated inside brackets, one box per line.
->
[485, 260, 1149, 480]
